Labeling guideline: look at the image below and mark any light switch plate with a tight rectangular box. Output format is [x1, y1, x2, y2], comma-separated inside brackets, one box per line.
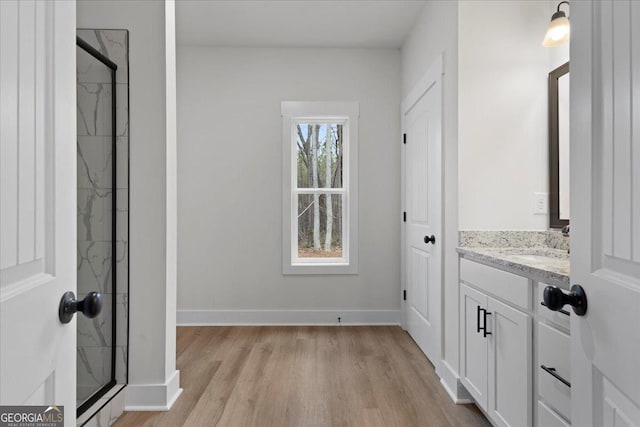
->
[534, 192, 549, 214]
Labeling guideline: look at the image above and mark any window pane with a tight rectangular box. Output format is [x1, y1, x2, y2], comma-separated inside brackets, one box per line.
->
[296, 123, 343, 189]
[297, 194, 343, 258]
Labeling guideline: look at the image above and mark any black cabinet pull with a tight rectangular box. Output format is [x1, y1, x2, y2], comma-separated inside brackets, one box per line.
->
[477, 307, 492, 337]
[541, 365, 571, 388]
[482, 310, 492, 337]
[540, 301, 570, 316]
[476, 305, 481, 333]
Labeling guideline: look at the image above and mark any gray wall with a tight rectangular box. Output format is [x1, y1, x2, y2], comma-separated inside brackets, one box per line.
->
[176, 46, 402, 322]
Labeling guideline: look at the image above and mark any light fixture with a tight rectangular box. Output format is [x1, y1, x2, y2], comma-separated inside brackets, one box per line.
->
[543, 1, 570, 47]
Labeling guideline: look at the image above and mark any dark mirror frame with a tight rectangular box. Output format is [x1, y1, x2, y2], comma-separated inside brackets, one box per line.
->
[548, 61, 570, 229]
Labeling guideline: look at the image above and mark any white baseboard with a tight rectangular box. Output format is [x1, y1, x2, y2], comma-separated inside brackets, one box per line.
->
[177, 309, 402, 326]
[438, 360, 473, 404]
[124, 370, 183, 411]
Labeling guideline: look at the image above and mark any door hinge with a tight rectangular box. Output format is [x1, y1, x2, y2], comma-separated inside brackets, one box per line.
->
[403, 290, 407, 301]
[403, 211, 406, 222]
[403, 133, 407, 144]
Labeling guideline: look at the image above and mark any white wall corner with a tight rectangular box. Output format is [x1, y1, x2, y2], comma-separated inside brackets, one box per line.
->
[438, 360, 473, 404]
[177, 309, 401, 326]
[124, 370, 182, 411]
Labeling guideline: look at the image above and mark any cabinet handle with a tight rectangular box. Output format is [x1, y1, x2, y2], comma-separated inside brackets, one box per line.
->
[477, 305, 481, 333]
[540, 301, 570, 316]
[540, 365, 571, 388]
[477, 307, 492, 337]
[483, 310, 492, 337]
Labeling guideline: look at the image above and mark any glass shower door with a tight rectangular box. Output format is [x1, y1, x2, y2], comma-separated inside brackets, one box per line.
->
[76, 37, 117, 415]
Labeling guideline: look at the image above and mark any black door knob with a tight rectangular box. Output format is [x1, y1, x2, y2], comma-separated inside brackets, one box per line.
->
[424, 235, 436, 244]
[59, 291, 103, 324]
[543, 285, 587, 316]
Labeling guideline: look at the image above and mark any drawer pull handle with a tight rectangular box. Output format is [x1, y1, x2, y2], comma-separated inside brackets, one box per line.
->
[540, 301, 570, 316]
[541, 365, 571, 388]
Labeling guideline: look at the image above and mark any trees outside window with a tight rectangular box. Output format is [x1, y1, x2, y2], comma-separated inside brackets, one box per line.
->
[282, 102, 358, 274]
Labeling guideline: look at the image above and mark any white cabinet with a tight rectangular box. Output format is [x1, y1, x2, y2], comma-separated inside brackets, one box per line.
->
[460, 283, 489, 409]
[460, 257, 572, 427]
[460, 278, 532, 427]
[487, 296, 531, 427]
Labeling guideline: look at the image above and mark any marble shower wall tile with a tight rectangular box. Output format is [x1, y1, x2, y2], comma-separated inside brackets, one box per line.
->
[77, 241, 112, 295]
[78, 136, 113, 190]
[116, 138, 129, 189]
[77, 29, 128, 84]
[77, 189, 112, 242]
[77, 83, 128, 137]
[115, 345, 127, 385]
[81, 388, 125, 427]
[77, 293, 113, 348]
[77, 346, 112, 403]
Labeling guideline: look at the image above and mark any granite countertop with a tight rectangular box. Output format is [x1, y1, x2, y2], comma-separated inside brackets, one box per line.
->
[457, 247, 570, 287]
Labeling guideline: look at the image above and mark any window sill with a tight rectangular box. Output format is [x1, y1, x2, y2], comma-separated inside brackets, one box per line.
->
[283, 263, 358, 275]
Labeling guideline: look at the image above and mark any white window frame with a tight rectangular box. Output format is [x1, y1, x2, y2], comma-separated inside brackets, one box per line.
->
[282, 101, 359, 275]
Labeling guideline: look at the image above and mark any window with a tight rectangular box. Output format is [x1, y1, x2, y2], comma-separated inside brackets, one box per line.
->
[282, 102, 359, 274]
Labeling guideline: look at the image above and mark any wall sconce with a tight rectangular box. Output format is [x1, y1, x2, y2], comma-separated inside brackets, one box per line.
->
[543, 1, 570, 47]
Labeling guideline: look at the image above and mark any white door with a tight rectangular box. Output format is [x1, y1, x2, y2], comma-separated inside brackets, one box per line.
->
[402, 55, 443, 366]
[570, 1, 640, 426]
[1, 1, 77, 424]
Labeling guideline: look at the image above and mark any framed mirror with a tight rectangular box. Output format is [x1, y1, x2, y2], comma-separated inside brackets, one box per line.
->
[549, 62, 569, 228]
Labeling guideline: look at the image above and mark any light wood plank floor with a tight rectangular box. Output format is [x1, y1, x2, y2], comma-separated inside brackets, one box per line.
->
[115, 326, 489, 427]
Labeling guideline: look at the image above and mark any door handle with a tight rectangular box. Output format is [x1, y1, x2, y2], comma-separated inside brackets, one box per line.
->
[543, 285, 588, 316]
[59, 291, 103, 324]
[424, 235, 436, 244]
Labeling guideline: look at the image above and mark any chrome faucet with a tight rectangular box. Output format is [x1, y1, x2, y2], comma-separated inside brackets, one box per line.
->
[561, 225, 570, 237]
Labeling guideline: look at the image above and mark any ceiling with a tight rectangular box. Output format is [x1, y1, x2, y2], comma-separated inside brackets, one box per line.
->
[175, 0, 426, 49]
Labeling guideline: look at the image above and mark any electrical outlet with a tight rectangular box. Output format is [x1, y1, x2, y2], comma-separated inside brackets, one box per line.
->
[534, 192, 549, 214]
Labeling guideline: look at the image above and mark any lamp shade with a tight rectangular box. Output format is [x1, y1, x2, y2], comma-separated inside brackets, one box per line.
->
[543, 11, 570, 47]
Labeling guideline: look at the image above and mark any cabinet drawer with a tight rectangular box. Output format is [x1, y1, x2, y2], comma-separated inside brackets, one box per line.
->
[537, 400, 570, 427]
[460, 258, 530, 310]
[538, 322, 571, 421]
[537, 283, 571, 330]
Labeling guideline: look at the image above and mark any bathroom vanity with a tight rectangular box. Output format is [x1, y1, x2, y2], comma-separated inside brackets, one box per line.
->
[457, 233, 571, 427]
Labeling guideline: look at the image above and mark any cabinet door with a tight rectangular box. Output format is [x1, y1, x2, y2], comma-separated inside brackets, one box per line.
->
[460, 283, 489, 410]
[487, 296, 532, 427]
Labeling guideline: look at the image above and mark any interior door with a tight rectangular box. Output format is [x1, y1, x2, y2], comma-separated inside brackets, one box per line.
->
[0, 1, 77, 424]
[570, 1, 640, 426]
[402, 56, 442, 366]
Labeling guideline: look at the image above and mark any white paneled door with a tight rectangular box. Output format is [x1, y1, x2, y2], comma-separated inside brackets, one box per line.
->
[402, 56, 442, 367]
[0, 1, 77, 424]
[570, 1, 640, 426]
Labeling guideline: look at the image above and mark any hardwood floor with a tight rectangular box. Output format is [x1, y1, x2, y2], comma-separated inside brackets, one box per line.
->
[114, 326, 489, 427]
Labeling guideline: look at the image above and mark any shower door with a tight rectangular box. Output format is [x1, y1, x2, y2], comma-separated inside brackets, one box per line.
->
[76, 36, 117, 416]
